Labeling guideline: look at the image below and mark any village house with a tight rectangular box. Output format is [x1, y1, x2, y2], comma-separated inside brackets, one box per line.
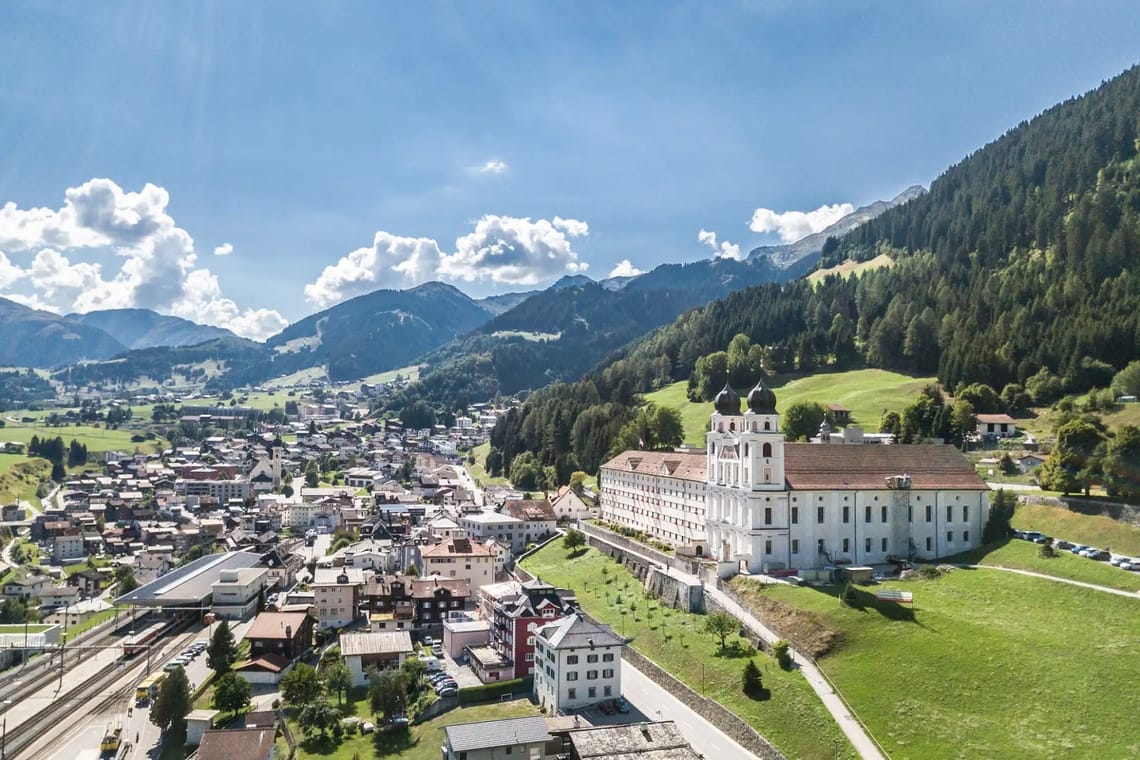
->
[533, 613, 626, 714]
[419, 537, 494, 590]
[340, 630, 414, 686]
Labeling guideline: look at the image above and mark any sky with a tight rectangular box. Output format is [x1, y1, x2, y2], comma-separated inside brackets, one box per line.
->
[0, 1, 1138, 340]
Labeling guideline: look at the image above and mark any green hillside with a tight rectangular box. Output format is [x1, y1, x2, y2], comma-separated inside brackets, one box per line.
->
[734, 570, 1140, 758]
[645, 369, 936, 446]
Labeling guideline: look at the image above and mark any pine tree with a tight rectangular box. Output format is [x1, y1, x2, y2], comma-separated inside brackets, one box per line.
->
[206, 620, 238, 676]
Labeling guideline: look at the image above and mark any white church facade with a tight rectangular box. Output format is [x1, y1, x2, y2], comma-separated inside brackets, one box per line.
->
[600, 379, 990, 573]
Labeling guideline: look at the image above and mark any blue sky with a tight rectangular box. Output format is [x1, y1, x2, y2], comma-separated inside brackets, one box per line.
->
[0, 1, 1138, 338]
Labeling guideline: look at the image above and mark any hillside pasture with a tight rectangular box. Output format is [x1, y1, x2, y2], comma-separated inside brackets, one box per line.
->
[521, 543, 854, 760]
[745, 568, 1140, 759]
[645, 369, 937, 445]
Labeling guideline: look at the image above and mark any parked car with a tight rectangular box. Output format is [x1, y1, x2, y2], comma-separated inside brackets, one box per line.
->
[436, 686, 458, 698]
[1087, 549, 1111, 561]
[1078, 547, 1097, 557]
[1121, 560, 1140, 571]
[1054, 540, 1073, 551]
[1070, 544, 1088, 554]
[360, 722, 375, 734]
[422, 636, 434, 647]
[1109, 555, 1129, 566]
[431, 644, 444, 657]
[598, 700, 616, 715]
[615, 697, 631, 713]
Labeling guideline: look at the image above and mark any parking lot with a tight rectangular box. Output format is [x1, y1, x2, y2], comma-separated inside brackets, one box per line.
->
[1013, 530, 1140, 571]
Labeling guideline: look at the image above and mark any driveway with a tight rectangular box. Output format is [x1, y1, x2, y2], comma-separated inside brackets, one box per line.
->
[615, 661, 756, 760]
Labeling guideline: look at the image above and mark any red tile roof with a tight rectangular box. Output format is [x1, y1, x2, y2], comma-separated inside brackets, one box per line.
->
[782, 443, 987, 490]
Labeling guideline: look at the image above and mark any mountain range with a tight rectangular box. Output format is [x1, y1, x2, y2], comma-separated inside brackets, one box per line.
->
[10, 182, 915, 390]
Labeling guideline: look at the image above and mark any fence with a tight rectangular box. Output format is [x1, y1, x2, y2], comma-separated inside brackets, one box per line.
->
[577, 521, 705, 576]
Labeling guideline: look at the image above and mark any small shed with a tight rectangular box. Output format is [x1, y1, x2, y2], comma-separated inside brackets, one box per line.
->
[186, 708, 220, 746]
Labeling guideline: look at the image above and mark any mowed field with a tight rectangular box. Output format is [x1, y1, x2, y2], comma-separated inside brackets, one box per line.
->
[0, 419, 154, 453]
[522, 543, 855, 760]
[742, 570, 1140, 759]
[645, 369, 937, 445]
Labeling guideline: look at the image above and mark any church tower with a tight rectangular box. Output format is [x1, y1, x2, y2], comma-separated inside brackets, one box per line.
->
[740, 374, 785, 490]
[705, 374, 789, 572]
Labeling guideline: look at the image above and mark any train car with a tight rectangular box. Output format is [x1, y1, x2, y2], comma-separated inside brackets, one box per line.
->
[134, 671, 167, 705]
[122, 621, 169, 657]
[100, 721, 122, 754]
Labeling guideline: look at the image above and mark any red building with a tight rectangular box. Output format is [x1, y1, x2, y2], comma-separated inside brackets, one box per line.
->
[479, 578, 578, 680]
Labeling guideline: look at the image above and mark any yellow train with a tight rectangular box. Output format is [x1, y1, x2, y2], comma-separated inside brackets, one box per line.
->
[100, 721, 122, 754]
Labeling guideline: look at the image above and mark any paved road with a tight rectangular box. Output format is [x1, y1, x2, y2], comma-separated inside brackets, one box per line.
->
[706, 585, 886, 760]
[966, 563, 1140, 598]
[620, 661, 755, 760]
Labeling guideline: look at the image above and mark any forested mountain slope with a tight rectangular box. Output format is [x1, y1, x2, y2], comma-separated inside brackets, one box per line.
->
[67, 308, 238, 350]
[485, 64, 1140, 486]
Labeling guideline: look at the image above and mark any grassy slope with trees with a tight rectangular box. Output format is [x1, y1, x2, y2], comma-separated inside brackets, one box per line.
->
[521, 543, 854, 760]
[645, 369, 935, 446]
[734, 569, 1140, 759]
[477, 64, 1140, 492]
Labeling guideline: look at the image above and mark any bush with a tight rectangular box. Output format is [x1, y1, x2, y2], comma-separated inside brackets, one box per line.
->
[772, 639, 792, 670]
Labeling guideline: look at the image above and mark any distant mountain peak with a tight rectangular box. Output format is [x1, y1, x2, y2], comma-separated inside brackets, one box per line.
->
[746, 184, 927, 269]
[550, 274, 596, 291]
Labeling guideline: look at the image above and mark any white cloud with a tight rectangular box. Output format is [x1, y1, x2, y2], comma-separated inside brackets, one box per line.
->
[748, 202, 855, 243]
[0, 251, 27, 289]
[306, 214, 591, 307]
[213, 242, 233, 256]
[0, 178, 285, 340]
[304, 232, 446, 308]
[607, 259, 642, 278]
[477, 160, 508, 174]
[441, 215, 588, 285]
[698, 228, 743, 261]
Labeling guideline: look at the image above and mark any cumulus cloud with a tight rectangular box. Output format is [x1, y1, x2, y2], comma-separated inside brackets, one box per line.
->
[213, 242, 233, 256]
[476, 160, 508, 174]
[441, 215, 588, 285]
[607, 259, 642, 278]
[748, 202, 855, 243]
[0, 251, 27, 289]
[698, 228, 743, 261]
[306, 214, 591, 307]
[304, 232, 446, 308]
[0, 178, 286, 340]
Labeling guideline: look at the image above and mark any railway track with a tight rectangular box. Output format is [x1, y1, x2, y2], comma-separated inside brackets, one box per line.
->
[1, 621, 197, 759]
[0, 611, 151, 715]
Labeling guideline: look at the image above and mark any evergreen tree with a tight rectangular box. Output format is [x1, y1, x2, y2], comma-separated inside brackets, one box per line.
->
[150, 665, 192, 734]
[206, 620, 239, 676]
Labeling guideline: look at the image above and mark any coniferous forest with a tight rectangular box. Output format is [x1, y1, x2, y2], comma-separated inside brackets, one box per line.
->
[485, 65, 1140, 484]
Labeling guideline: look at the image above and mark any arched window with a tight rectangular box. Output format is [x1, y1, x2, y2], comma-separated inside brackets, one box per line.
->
[762, 442, 772, 458]
[764, 421, 771, 431]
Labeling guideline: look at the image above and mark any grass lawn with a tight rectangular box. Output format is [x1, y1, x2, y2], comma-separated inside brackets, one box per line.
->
[290, 695, 539, 760]
[749, 569, 1140, 759]
[947, 539, 1140, 592]
[0, 421, 156, 453]
[521, 543, 854, 760]
[1010, 503, 1140, 556]
[466, 442, 510, 488]
[0, 623, 50, 634]
[644, 369, 936, 446]
[0, 455, 49, 507]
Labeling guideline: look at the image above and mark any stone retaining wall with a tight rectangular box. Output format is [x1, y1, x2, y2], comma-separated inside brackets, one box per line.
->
[621, 646, 784, 760]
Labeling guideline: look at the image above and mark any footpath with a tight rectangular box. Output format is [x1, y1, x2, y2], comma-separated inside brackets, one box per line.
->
[704, 585, 886, 760]
[965, 564, 1140, 599]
